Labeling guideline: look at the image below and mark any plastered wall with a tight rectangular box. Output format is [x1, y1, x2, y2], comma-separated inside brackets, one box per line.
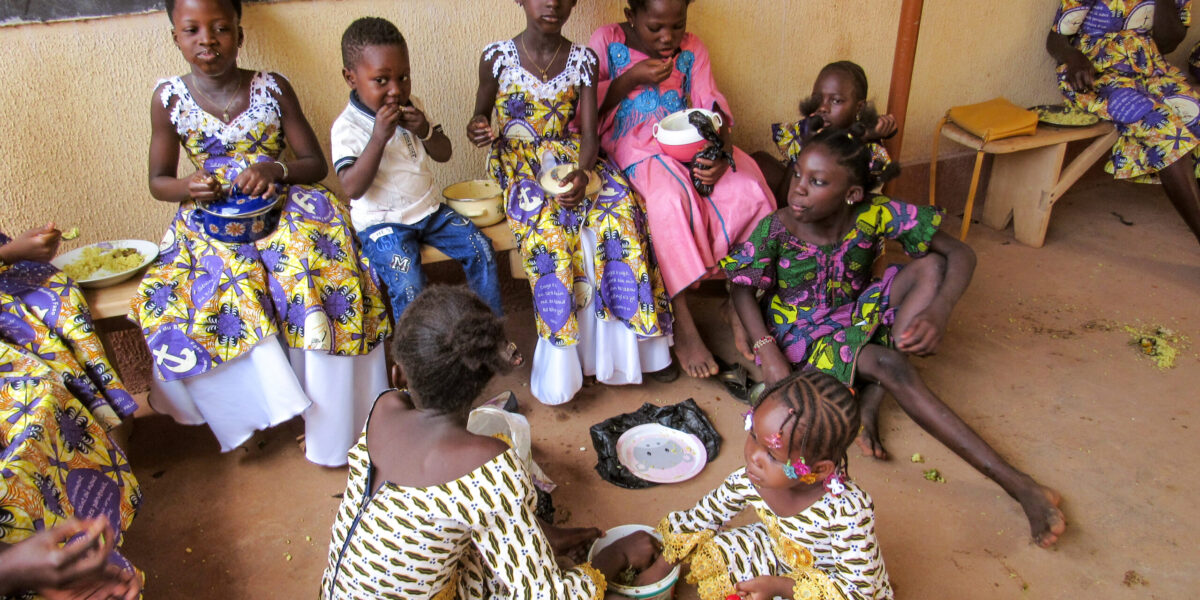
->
[2, 0, 1199, 244]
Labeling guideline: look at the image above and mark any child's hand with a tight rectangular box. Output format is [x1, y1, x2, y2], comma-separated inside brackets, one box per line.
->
[233, 162, 283, 199]
[731, 575, 795, 600]
[398, 105, 430, 140]
[555, 169, 589, 208]
[1, 223, 61, 264]
[187, 171, 222, 203]
[1062, 51, 1096, 91]
[0, 518, 116, 595]
[373, 102, 402, 142]
[542, 523, 602, 561]
[40, 563, 141, 600]
[466, 115, 496, 148]
[591, 531, 660, 579]
[624, 58, 673, 86]
[870, 114, 898, 140]
[896, 306, 949, 356]
[693, 154, 729, 186]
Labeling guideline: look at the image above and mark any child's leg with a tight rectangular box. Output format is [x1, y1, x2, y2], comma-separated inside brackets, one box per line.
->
[1156, 156, 1200, 244]
[856, 345, 1066, 547]
[750, 151, 789, 208]
[854, 382, 888, 460]
[420, 205, 504, 315]
[672, 290, 718, 378]
[356, 223, 424, 322]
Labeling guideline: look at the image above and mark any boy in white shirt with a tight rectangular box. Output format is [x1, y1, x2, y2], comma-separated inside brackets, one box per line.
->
[332, 17, 502, 320]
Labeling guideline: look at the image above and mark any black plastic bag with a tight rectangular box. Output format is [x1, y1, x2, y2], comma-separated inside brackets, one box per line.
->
[589, 398, 722, 489]
[687, 110, 736, 196]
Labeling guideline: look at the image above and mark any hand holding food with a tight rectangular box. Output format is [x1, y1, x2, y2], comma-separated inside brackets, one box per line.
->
[0, 223, 61, 264]
[188, 171, 222, 202]
[466, 115, 496, 147]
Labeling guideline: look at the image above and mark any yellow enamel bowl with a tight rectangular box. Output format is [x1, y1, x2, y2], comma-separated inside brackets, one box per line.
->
[442, 180, 505, 228]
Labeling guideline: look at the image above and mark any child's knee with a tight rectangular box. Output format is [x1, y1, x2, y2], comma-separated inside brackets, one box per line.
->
[864, 346, 915, 385]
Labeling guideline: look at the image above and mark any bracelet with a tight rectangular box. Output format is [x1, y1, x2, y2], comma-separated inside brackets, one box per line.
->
[419, 123, 441, 142]
[274, 161, 289, 182]
[752, 336, 776, 353]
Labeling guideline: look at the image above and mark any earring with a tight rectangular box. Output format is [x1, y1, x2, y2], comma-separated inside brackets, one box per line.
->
[845, 198, 854, 205]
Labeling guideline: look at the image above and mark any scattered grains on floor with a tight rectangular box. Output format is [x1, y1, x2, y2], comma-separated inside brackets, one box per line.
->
[923, 468, 945, 483]
[910, 453, 924, 463]
[1123, 570, 1148, 587]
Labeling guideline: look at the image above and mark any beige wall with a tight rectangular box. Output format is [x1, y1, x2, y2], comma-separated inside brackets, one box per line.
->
[2, 0, 1198, 244]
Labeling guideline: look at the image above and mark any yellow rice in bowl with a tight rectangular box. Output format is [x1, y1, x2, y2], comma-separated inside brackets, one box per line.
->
[62, 246, 144, 281]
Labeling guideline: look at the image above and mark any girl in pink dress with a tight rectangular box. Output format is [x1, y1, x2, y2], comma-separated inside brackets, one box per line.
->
[589, 0, 775, 379]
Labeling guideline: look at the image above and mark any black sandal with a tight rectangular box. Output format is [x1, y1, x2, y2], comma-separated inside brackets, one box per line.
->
[648, 361, 681, 383]
[713, 355, 753, 403]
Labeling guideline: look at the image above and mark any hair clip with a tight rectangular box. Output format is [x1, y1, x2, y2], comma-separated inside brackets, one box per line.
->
[765, 433, 784, 450]
[782, 456, 818, 484]
[743, 409, 754, 432]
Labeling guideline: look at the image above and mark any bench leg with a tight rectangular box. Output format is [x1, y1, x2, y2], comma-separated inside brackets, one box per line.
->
[982, 143, 1066, 248]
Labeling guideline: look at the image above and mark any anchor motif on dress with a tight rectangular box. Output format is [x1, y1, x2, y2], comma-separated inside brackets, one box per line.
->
[153, 344, 198, 374]
[517, 186, 542, 212]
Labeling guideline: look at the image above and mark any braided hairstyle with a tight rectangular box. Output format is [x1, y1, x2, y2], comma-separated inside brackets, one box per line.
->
[341, 17, 407, 71]
[759, 370, 860, 474]
[166, 0, 242, 20]
[627, 0, 695, 11]
[392, 286, 513, 414]
[805, 124, 882, 192]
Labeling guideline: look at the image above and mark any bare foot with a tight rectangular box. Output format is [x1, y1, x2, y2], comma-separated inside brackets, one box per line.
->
[722, 299, 754, 361]
[854, 384, 888, 460]
[671, 293, 718, 378]
[1019, 484, 1066, 548]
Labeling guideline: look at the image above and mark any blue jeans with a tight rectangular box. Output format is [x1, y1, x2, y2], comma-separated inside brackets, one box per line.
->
[357, 205, 503, 320]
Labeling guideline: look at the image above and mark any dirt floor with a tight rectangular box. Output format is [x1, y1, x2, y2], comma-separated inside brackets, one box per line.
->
[120, 173, 1198, 599]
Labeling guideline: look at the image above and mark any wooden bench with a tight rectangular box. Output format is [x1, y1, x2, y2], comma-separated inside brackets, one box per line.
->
[84, 222, 518, 321]
[933, 120, 1118, 247]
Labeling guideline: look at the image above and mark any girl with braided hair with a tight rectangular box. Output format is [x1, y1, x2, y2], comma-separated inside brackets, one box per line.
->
[648, 370, 891, 600]
[723, 127, 1066, 550]
[322, 286, 660, 599]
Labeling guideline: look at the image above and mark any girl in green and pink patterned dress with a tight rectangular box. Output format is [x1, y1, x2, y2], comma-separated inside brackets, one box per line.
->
[723, 126, 1067, 549]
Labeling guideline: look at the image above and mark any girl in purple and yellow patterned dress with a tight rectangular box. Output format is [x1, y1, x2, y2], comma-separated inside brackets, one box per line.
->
[467, 0, 672, 405]
[724, 127, 1067, 549]
[1047, 0, 1200, 243]
[132, 0, 390, 466]
[0, 224, 142, 598]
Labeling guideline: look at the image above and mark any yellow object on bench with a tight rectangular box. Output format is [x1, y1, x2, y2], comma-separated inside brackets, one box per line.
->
[929, 103, 1118, 247]
[929, 98, 1038, 241]
[84, 222, 519, 321]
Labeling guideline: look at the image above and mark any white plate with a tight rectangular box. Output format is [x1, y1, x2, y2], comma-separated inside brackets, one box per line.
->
[51, 239, 159, 288]
[616, 423, 706, 484]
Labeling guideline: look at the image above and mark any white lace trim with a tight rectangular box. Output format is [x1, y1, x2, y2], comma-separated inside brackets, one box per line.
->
[484, 40, 595, 101]
[157, 71, 284, 144]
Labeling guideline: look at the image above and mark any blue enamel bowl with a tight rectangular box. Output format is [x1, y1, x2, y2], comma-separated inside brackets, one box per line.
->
[196, 187, 283, 244]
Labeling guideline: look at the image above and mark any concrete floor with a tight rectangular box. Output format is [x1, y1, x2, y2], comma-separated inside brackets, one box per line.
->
[120, 173, 1198, 599]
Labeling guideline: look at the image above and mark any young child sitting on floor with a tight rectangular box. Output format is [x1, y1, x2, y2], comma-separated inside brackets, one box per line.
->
[725, 126, 1066, 548]
[321, 286, 659, 599]
[645, 370, 891, 600]
[333, 17, 503, 320]
[752, 60, 899, 207]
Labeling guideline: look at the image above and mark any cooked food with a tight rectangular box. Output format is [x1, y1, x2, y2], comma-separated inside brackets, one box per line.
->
[61, 227, 80, 240]
[1036, 106, 1099, 127]
[62, 246, 143, 280]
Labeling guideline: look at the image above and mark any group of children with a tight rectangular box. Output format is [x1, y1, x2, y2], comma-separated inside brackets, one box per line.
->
[0, 0, 1097, 598]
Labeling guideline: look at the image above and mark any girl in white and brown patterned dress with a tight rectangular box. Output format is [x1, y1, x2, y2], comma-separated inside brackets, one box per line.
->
[322, 286, 659, 599]
[650, 371, 892, 600]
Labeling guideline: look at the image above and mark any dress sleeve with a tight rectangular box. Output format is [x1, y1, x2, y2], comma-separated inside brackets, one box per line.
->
[656, 470, 752, 564]
[1180, 0, 1192, 26]
[807, 488, 891, 600]
[1051, 0, 1091, 35]
[859, 197, 942, 257]
[473, 453, 606, 599]
[588, 24, 623, 137]
[720, 216, 779, 290]
[682, 34, 732, 124]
